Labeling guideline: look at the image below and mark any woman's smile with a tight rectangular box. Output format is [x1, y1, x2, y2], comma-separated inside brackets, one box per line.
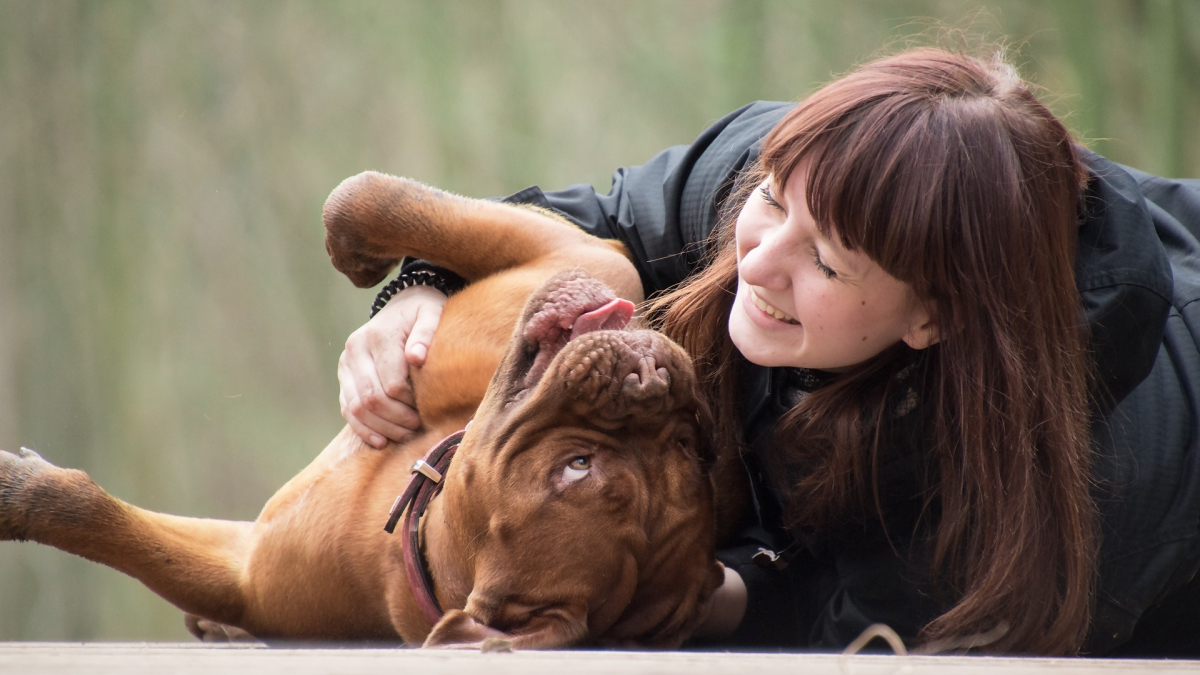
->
[749, 289, 800, 324]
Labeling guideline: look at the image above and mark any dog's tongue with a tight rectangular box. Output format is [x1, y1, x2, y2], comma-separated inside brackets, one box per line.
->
[570, 298, 635, 339]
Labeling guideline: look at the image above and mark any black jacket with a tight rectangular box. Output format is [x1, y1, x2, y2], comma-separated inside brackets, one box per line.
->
[501, 102, 1200, 653]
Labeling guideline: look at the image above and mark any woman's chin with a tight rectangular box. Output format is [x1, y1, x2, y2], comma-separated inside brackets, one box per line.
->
[728, 309, 801, 368]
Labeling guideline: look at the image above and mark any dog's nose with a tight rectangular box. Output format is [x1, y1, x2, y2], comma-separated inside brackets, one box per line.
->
[621, 359, 670, 400]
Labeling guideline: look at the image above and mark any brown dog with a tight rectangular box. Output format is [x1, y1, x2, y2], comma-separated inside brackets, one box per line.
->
[0, 173, 724, 648]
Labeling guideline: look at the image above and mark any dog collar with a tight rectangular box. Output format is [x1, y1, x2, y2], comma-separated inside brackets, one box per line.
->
[383, 428, 466, 626]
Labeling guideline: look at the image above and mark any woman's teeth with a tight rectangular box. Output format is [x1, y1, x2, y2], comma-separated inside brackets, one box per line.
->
[751, 291, 799, 324]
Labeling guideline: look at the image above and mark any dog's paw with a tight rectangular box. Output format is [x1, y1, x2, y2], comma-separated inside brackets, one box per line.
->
[0, 447, 56, 541]
[0, 447, 107, 544]
[322, 171, 409, 288]
[324, 238, 399, 289]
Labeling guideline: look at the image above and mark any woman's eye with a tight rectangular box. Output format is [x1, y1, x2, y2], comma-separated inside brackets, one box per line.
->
[811, 249, 837, 279]
[562, 456, 591, 484]
[759, 184, 785, 212]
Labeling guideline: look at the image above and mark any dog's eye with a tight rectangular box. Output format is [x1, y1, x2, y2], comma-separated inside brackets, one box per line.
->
[562, 456, 591, 484]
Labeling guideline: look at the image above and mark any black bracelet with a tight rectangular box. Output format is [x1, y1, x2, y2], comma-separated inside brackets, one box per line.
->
[369, 262, 466, 318]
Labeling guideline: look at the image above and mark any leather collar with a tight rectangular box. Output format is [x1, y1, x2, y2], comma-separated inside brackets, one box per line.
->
[383, 428, 466, 626]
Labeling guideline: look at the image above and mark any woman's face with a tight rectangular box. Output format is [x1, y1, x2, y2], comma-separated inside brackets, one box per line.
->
[729, 171, 936, 371]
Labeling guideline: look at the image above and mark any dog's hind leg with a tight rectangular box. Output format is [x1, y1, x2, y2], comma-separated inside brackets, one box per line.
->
[0, 447, 253, 628]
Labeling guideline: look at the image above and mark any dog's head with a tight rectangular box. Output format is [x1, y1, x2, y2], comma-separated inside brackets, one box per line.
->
[425, 269, 722, 650]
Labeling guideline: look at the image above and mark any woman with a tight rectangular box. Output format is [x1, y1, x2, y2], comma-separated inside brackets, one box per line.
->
[337, 48, 1200, 655]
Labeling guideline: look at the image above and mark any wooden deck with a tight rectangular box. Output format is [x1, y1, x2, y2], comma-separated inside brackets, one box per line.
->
[2, 643, 1199, 674]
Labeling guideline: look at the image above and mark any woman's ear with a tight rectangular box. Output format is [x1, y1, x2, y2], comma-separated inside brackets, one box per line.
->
[901, 300, 940, 350]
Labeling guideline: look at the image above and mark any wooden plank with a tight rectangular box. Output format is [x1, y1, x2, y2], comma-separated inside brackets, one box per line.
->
[1, 643, 1199, 675]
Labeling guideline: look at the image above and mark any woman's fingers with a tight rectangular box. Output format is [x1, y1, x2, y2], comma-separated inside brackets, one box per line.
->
[403, 287, 446, 366]
[338, 285, 450, 447]
[339, 334, 420, 447]
[340, 387, 390, 449]
[373, 332, 418, 409]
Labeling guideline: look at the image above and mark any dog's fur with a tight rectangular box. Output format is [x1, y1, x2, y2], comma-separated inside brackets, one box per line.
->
[0, 173, 725, 648]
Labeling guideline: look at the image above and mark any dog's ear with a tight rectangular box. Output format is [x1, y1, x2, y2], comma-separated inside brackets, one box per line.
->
[423, 604, 589, 650]
[423, 609, 509, 649]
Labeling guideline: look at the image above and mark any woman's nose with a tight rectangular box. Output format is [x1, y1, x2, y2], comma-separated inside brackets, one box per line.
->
[741, 225, 793, 291]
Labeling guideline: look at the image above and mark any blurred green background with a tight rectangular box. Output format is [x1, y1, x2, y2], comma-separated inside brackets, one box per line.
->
[1, 0, 1197, 641]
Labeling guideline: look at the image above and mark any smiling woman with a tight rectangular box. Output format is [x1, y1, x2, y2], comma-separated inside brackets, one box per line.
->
[728, 173, 937, 372]
[348, 46, 1200, 656]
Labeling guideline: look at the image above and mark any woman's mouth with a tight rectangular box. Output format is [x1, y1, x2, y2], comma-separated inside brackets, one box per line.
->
[750, 290, 800, 325]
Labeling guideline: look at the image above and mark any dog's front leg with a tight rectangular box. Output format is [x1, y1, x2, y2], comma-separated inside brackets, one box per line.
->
[322, 171, 640, 302]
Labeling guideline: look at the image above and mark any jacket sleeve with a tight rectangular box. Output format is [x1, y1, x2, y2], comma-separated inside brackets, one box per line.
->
[1079, 165, 1200, 654]
[500, 101, 794, 297]
[704, 527, 804, 647]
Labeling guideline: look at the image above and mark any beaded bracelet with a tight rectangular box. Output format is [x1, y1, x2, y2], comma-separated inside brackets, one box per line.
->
[369, 261, 466, 318]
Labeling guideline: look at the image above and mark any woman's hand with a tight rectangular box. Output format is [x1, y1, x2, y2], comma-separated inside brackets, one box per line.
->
[692, 564, 748, 639]
[338, 285, 447, 448]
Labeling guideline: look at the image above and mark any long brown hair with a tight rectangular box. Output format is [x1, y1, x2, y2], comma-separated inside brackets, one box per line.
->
[649, 48, 1094, 654]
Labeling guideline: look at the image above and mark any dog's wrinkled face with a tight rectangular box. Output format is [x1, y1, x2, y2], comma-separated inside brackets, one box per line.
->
[426, 270, 722, 649]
